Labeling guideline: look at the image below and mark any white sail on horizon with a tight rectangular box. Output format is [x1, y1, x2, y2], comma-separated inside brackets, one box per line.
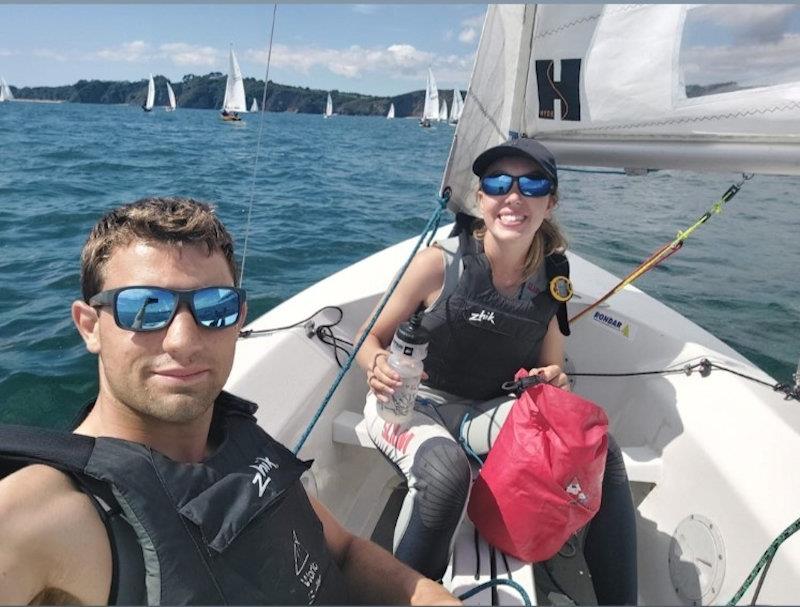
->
[222, 47, 247, 113]
[422, 68, 439, 122]
[439, 99, 448, 122]
[324, 92, 334, 118]
[250, 98, 258, 112]
[449, 89, 463, 123]
[144, 74, 155, 111]
[165, 81, 176, 111]
[442, 4, 800, 217]
[0, 78, 13, 102]
[387, 103, 395, 119]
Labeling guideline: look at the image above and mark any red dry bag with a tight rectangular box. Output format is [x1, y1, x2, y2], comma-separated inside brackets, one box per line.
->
[467, 369, 609, 562]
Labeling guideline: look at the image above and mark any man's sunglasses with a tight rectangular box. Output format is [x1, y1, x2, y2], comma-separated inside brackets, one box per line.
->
[480, 173, 555, 198]
[89, 286, 246, 332]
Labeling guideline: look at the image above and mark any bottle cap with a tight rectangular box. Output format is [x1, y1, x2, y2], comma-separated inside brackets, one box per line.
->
[395, 313, 430, 345]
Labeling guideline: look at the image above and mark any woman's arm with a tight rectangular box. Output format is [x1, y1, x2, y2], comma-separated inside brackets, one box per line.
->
[354, 246, 445, 402]
[528, 315, 570, 391]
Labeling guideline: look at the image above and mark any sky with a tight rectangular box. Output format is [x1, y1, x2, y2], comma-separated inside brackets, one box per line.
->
[0, 4, 486, 96]
[1, 4, 799, 95]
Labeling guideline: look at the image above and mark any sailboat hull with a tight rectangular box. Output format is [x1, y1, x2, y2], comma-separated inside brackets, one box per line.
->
[227, 224, 800, 605]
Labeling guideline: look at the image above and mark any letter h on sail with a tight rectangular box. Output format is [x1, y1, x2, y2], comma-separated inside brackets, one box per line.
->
[536, 59, 582, 121]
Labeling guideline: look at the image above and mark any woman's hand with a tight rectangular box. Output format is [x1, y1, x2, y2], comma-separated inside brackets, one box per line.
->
[367, 351, 428, 402]
[528, 364, 570, 391]
[367, 350, 400, 403]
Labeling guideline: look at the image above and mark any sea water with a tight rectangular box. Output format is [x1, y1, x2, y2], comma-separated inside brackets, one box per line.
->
[0, 101, 798, 428]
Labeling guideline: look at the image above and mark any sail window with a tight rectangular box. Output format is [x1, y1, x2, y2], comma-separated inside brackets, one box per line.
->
[680, 5, 800, 98]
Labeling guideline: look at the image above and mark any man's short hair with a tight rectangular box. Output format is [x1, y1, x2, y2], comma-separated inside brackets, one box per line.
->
[80, 196, 238, 302]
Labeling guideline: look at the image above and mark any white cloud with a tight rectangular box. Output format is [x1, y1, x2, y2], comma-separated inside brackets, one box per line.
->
[159, 43, 218, 68]
[247, 42, 439, 79]
[457, 12, 485, 45]
[351, 5, 378, 15]
[33, 48, 69, 62]
[461, 13, 486, 30]
[0, 49, 17, 57]
[458, 28, 477, 44]
[95, 40, 151, 63]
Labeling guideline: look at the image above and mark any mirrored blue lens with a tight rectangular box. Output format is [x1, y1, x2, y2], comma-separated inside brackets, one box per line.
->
[193, 287, 241, 329]
[115, 288, 176, 331]
[480, 174, 513, 195]
[517, 176, 553, 197]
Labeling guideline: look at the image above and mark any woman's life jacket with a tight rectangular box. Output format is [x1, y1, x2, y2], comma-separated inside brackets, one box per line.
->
[421, 231, 571, 400]
[0, 392, 350, 605]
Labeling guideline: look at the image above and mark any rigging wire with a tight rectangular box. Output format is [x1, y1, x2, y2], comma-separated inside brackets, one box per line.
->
[239, 3, 278, 287]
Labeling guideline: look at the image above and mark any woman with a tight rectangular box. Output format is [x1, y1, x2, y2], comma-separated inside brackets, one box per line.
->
[355, 138, 637, 605]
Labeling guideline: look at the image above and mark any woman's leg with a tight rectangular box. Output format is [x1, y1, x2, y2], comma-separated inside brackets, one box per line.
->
[364, 393, 472, 580]
[584, 436, 638, 605]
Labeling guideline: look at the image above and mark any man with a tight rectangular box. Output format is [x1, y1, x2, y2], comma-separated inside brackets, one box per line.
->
[0, 196, 460, 605]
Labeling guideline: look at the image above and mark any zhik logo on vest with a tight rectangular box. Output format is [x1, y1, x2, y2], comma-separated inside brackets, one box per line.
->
[469, 309, 496, 325]
[249, 455, 279, 497]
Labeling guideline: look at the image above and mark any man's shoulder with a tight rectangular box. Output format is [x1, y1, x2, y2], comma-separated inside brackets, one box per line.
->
[0, 464, 112, 605]
[0, 464, 95, 537]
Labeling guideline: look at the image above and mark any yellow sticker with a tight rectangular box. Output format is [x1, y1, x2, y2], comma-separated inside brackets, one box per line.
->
[549, 275, 573, 302]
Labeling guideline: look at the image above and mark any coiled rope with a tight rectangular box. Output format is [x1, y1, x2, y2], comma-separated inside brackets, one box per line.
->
[292, 195, 449, 454]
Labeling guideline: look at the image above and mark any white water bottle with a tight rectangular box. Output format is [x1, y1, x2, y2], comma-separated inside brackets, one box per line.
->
[378, 313, 430, 424]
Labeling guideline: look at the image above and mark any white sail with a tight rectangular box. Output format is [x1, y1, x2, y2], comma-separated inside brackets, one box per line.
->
[439, 99, 448, 122]
[387, 103, 395, 119]
[250, 98, 258, 112]
[324, 92, 333, 118]
[442, 4, 800, 217]
[222, 47, 247, 113]
[0, 78, 13, 102]
[449, 89, 464, 123]
[144, 74, 155, 111]
[422, 68, 440, 121]
[165, 81, 176, 111]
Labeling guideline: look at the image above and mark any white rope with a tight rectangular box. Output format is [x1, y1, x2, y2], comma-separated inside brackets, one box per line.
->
[239, 3, 278, 287]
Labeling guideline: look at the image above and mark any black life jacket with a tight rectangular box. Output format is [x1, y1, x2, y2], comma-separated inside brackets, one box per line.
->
[0, 392, 350, 605]
[421, 231, 570, 400]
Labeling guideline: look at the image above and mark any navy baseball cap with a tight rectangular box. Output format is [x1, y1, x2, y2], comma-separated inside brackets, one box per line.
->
[472, 138, 558, 186]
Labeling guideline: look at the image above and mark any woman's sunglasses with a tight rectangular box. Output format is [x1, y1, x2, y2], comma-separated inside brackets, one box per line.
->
[89, 286, 246, 332]
[480, 173, 555, 198]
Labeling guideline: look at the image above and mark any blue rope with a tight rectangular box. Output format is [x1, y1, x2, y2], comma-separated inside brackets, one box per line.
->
[458, 413, 485, 468]
[292, 195, 449, 454]
[458, 578, 532, 606]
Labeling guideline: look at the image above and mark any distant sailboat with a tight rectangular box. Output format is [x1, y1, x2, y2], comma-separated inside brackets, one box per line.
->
[165, 81, 176, 112]
[221, 46, 247, 122]
[0, 78, 13, 102]
[439, 99, 448, 122]
[449, 89, 463, 124]
[324, 92, 334, 118]
[250, 98, 258, 112]
[142, 74, 155, 112]
[386, 102, 395, 119]
[420, 68, 439, 127]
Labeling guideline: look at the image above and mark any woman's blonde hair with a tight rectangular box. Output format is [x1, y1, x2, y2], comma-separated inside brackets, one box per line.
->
[473, 190, 568, 280]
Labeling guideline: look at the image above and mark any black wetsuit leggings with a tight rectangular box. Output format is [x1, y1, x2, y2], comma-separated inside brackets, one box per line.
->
[584, 436, 638, 605]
